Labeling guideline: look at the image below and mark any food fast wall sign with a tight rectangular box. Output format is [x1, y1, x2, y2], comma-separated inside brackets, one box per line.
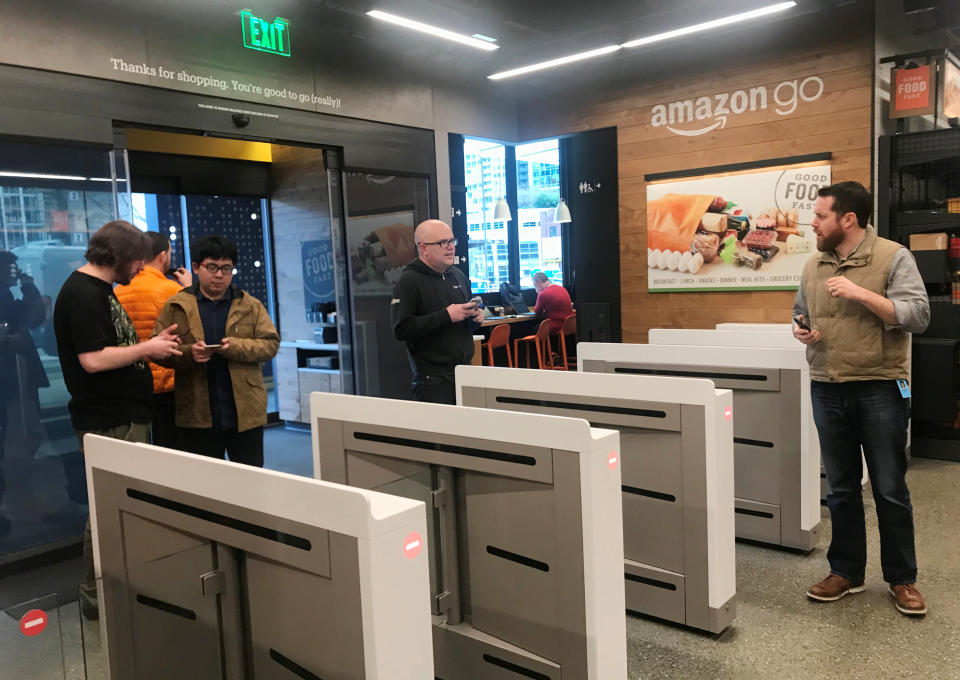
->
[651, 76, 825, 136]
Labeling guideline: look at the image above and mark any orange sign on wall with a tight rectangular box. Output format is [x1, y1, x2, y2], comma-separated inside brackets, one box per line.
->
[891, 65, 935, 118]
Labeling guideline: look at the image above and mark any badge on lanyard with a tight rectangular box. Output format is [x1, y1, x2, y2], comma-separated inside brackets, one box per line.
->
[897, 380, 911, 398]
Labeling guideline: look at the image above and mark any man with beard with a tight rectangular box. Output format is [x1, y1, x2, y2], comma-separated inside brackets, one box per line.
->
[54, 220, 182, 619]
[792, 181, 930, 616]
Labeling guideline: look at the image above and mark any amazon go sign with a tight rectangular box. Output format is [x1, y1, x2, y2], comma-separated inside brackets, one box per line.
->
[651, 76, 824, 137]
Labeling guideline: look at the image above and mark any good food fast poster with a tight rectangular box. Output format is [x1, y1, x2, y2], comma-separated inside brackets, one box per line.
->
[645, 162, 831, 292]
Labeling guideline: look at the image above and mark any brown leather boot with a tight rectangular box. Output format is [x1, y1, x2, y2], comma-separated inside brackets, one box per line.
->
[889, 584, 927, 616]
[806, 573, 865, 602]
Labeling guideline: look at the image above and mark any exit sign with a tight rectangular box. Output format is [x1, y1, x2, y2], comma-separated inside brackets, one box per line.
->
[241, 10, 291, 57]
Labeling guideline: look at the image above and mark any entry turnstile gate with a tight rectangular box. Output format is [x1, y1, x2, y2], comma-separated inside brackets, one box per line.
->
[456, 365, 736, 634]
[310, 392, 628, 680]
[580, 342, 821, 551]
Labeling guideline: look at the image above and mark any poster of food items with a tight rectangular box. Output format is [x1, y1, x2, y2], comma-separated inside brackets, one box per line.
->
[347, 210, 416, 296]
[646, 162, 831, 292]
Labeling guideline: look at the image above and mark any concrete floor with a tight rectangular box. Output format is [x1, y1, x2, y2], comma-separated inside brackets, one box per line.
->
[629, 456, 960, 680]
[2, 432, 958, 679]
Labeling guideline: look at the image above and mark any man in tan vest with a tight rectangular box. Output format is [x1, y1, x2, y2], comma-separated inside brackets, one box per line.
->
[793, 181, 929, 616]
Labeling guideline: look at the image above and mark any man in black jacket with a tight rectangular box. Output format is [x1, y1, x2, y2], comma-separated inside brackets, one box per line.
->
[392, 219, 482, 404]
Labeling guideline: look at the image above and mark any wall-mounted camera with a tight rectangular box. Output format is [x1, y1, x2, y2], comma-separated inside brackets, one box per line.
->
[232, 113, 250, 128]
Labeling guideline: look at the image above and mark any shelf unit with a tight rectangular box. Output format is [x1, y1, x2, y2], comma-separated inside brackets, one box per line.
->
[879, 128, 960, 461]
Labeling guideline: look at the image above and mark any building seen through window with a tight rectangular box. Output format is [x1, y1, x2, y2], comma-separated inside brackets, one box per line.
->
[515, 139, 562, 288]
[463, 137, 562, 293]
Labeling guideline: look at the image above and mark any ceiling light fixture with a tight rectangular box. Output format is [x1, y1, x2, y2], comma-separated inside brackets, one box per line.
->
[621, 2, 797, 49]
[493, 197, 512, 221]
[367, 10, 499, 51]
[487, 45, 621, 80]
[0, 171, 88, 181]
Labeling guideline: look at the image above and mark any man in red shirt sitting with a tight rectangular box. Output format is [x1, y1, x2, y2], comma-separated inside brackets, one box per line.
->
[532, 272, 573, 333]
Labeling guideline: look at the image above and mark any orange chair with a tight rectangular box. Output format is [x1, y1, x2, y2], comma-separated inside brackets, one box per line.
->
[552, 313, 577, 371]
[514, 319, 557, 369]
[481, 323, 513, 367]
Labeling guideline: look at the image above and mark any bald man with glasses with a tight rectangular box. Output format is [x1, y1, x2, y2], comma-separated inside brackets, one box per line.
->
[392, 219, 482, 404]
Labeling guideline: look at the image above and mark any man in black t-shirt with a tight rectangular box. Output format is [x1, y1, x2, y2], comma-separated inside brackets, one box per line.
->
[54, 220, 182, 619]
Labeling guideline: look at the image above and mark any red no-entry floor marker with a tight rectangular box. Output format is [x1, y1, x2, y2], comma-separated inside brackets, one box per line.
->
[19, 609, 48, 637]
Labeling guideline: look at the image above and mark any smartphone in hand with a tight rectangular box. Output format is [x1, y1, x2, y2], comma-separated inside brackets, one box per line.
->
[792, 315, 811, 331]
[203, 343, 222, 349]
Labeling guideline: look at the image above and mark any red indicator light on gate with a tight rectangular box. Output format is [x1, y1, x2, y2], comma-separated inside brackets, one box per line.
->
[607, 451, 619, 469]
[724, 407, 733, 421]
[404, 532, 422, 559]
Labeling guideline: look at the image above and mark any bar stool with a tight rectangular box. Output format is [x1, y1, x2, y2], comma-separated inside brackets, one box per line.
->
[481, 323, 513, 367]
[552, 312, 577, 371]
[514, 319, 556, 369]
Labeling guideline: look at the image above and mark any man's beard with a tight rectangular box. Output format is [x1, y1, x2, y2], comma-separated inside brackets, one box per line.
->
[816, 231, 843, 253]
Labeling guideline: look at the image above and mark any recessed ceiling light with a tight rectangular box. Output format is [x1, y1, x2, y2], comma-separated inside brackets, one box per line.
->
[367, 10, 499, 51]
[621, 2, 797, 49]
[471, 33, 498, 43]
[488, 45, 622, 80]
[0, 171, 88, 181]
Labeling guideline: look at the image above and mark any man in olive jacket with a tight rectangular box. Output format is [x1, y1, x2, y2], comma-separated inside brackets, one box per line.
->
[154, 236, 279, 466]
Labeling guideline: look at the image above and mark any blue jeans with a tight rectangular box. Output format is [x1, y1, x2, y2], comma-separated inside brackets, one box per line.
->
[810, 380, 916, 585]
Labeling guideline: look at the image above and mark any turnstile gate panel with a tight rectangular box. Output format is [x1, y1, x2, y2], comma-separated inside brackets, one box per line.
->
[579, 342, 820, 552]
[456, 365, 736, 634]
[311, 392, 627, 680]
[85, 436, 432, 680]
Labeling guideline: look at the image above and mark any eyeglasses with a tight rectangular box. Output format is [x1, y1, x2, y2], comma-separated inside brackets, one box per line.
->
[420, 238, 458, 249]
[200, 263, 235, 275]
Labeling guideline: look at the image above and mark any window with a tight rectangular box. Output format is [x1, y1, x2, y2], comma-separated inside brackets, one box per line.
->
[460, 136, 563, 293]
[464, 139, 507, 293]
[515, 139, 562, 288]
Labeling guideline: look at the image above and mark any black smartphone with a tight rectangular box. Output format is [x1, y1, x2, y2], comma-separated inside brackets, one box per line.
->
[793, 315, 811, 331]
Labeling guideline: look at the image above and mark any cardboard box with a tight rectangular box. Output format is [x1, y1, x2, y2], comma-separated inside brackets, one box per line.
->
[910, 232, 948, 251]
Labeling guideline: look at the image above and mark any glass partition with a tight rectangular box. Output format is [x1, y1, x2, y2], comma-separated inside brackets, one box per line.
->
[343, 171, 431, 399]
[0, 138, 123, 566]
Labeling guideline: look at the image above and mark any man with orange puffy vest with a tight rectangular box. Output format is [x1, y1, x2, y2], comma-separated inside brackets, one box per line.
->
[115, 231, 191, 448]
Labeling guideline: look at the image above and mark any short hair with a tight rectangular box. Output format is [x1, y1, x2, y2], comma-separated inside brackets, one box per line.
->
[0, 250, 16, 267]
[532, 271, 549, 284]
[85, 221, 150, 268]
[191, 236, 238, 264]
[817, 181, 872, 229]
[145, 231, 171, 259]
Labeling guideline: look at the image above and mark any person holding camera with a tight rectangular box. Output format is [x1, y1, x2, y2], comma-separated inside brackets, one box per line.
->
[392, 219, 482, 405]
[0, 250, 49, 535]
[115, 231, 191, 449]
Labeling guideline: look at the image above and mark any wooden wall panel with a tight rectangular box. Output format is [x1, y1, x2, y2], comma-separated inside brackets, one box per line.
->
[520, 39, 874, 342]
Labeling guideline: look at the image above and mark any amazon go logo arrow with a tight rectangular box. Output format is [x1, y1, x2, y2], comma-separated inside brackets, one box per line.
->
[651, 76, 824, 137]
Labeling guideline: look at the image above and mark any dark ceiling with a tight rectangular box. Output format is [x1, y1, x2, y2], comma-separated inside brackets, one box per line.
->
[306, 0, 959, 98]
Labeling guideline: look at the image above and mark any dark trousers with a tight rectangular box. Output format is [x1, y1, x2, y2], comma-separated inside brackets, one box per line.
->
[151, 391, 181, 449]
[181, 426, 264, 467]
[412, 374, 456, 405]
[811, 380, 917, 585]
[0, 399, 6, 505]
